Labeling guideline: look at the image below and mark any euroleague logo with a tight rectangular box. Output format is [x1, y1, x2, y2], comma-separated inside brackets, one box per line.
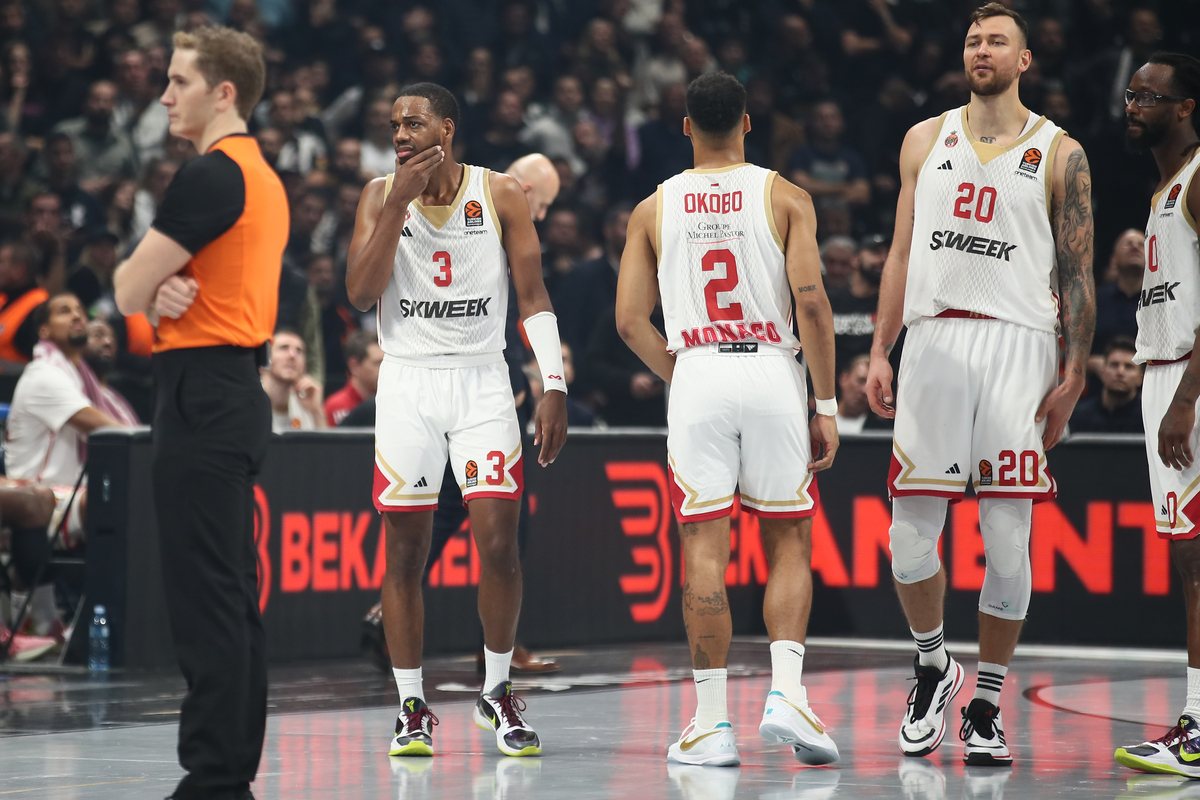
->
[1019, 148, 1042, 174]
[978, 459, 994, 486]
[464, 199, 484, 227]
[1166, 183, 1183, 210]
[465, 459, 479, 487]
[945, 130, 959, 148]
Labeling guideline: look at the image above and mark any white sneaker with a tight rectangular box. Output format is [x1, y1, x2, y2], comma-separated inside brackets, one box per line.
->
[899, 655, 965, 756]
[667, 719, 741, 767]
[472, 681, 541, 756]
[960, 699, 1012, 766]
[759, 690, 840, 765]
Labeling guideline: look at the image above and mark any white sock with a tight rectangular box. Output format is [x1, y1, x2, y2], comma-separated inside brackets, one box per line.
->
[693, 668, 728, 729]
[769, 640, 806, 701]
[483, 647, 513, 694]
[393, 667, 423, 702]
[973, 662, 1008, 707]
[912, 624, 949, 673]
[1185, 667, 1200, 719]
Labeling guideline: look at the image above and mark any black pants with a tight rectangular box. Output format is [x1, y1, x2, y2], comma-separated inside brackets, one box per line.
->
[152, 346, 270, 800]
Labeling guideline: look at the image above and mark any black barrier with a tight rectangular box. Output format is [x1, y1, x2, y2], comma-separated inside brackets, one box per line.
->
[86, 428, 1170, 669]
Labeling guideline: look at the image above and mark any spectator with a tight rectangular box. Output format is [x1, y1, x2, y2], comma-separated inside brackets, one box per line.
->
[459, 46, 495, 137]
[1032, 18, 1070, 83]
[506, 152, 560, 222]
[255, 125, 284, 168]
[819, 235, 859, 292]
[66, 229, 119, 309]
[520, 75, 586, 174]
[131, 0, 182, 49]
[0, 241, 47, 363]
[50, 79, 137, 195]
[554, 202, 631, 390]
[471, 90, 532, 172]
[359, 96, 398, 178]
[270, 89, 327, 176]
[24, 192, 69, 294]
[1070, 337, 1143, 434]
[839, 0, 914, 99]
[112, 48, 170, 165]
[743, 76, 805, 174]
[632, 11, 686, 112]
[1084, 7, 1163, 133]
[540, 206, 588, 296]
[790, 101, 870, 234]
[0, 133, 38, 239]
[323, 329, 381, 426]
[82, 316, 139, 420]
[572, 17, 632, 91]
[496, 0, 554, 86]
[327, 138, 370, 186]
[6, 293, 134, 491]
[586, 302, 667, 427]
[103, 178, 138, 252]
[526, 341, 596, 427]
[1, 40, 38, 135]
[287, 190, 326, 262]
[835, 354, 891, 434]
[1091, 229, 1144, 375]
[633, 82, 691, 198]
[307, 251, 354, 390]
[828, 233, 887, 372]
[261, 329, 325, 432]
[766, 14, 831, 115]
[131, 158, 179, 243]
[40, 133, 105, 244]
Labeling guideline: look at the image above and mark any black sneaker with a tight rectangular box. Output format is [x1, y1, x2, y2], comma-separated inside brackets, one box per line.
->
[960, 698, 1012, 766]
[389, 696, 438, 756]
[472, 680, 541, 756]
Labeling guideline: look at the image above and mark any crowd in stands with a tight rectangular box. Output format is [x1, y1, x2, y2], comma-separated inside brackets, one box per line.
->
[0, 0, 1187, 447]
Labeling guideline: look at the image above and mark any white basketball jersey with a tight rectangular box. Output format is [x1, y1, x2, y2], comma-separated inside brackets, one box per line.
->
[658, 164, 799, 356]
[906, 107, 1065, 333]
[377, 164, 508, 363]
[1135, 148, 1200, 363]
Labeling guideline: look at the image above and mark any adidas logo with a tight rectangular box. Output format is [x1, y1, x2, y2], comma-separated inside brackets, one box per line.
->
[945, 463, 961, 474]
[414, 476, 428, 487]
[401, 226, 413, 238]
[937, 160, 953, 170]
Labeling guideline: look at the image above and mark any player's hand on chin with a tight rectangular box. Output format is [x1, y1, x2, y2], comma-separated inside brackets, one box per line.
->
[153, 275, 199, 319]
[865, 354, 895, 418]
[1035, 376, 1084, 450]
[391, 145, 444, 203]
[808, 414, 839, 472]
[533, 389, 567, 466]
[1159, 401, 1196, 471]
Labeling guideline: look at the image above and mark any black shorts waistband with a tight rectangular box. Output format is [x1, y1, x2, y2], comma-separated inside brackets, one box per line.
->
[153, 343, 270, 368]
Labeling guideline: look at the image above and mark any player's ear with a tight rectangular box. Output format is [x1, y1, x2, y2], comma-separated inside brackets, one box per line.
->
[1181, 97, 1196, 124]
[442, 117, 455, 142]
[683, 117, 692, 138]
[743, 114, 751, 134]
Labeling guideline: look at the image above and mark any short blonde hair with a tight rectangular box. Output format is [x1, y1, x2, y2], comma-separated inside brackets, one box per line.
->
[173, 26, 265, 120]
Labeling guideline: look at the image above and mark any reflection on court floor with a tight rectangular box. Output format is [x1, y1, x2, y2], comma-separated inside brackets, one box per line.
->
[0, 643, 1193, 799]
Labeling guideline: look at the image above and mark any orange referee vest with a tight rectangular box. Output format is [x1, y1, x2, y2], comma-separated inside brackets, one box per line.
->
[154, 135, 289, 352]
[0, 286, 48, 362]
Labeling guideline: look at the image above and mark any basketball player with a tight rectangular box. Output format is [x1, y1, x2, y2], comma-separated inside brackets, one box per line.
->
[1113, 53, 1200, 778]
[864, 3, 1094, 765]
[345, 83, 568, 758]
[618, 72, 840, 768]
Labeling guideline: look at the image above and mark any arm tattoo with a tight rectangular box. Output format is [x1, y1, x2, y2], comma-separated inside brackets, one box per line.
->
[797, 284, 817, 293]
[1054, 147, 1096, 379]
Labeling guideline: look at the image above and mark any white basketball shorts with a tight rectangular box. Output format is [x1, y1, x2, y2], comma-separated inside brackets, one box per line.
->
[889, 315, 1058, 502]
[667, 348, 818, 522]
[373, 356, 522, 512]
[1142, 358, 1200, 539]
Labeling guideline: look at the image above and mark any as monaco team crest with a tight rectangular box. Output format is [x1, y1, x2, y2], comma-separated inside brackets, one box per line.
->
[945, 131, 959, 148]
[1166, 184, 1182, 209]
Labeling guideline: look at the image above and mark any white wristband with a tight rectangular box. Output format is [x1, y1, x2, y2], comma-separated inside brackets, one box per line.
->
[523, 311, 568, 395]
[815, 397, 837, 416]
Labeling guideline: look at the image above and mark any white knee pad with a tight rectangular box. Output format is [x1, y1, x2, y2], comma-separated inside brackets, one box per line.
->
[979, 497, 1032, 620]
[890, 495, 947, 584]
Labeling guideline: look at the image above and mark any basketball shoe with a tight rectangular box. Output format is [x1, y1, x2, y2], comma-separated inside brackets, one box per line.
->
[473, 681, 541, 756]
[899, 655, 965, 756]
[667, 719, 741, 766]
[758, 689, 840, 765]
[960, 698, 1012, 766]
[389, 696, 438, 756]
[1115, 715, 1200, 778]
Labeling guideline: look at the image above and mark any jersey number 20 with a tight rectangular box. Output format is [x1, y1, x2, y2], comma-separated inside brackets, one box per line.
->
[953, 183, 996, 223]
[702, 249, 743, 321]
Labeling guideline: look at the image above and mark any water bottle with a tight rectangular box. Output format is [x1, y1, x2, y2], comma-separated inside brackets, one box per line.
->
[88, 604, 109, 671]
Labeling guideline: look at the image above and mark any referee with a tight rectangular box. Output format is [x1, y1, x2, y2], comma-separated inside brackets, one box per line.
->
[114, 27, 287, 800]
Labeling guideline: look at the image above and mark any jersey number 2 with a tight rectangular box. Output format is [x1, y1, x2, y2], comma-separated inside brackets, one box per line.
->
[702, 249, 743, 321]
[433, 251, 452, 287]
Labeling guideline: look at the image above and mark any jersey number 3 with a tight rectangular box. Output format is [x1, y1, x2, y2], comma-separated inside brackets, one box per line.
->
[702, 249, 743, 321]
[433, 251, 452, 287]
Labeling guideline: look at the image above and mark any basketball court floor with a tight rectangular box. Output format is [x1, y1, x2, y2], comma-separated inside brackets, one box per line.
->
[0, 637, 1193, 799]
